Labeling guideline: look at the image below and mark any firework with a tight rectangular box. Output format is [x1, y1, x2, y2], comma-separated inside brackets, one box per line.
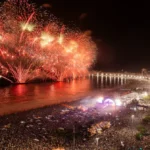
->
[0, 0, 97, 83]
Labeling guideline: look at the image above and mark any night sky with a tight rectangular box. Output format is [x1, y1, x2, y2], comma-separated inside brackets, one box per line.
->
[28, 1, 150, 71]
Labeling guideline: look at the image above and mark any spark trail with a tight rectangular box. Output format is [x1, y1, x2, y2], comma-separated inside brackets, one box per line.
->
[0, 0, 97, 83]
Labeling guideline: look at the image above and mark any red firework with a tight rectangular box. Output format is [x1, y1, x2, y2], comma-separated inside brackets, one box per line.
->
[0, 0, 97, 83]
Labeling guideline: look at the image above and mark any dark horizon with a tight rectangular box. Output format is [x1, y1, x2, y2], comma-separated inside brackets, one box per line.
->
[31, 0, 150, 72]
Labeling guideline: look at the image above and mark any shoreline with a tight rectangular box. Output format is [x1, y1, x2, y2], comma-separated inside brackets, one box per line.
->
[0, 82, 125, 117]
[0, 79, 148, 117]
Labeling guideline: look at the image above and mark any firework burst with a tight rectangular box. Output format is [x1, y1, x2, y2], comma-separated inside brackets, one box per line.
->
[0, 0, 97, 83]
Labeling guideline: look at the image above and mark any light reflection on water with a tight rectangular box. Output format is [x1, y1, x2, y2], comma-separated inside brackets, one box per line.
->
[0, 77, 126, 115]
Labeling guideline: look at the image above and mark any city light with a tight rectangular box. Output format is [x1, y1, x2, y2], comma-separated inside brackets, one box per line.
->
[115, 99, 122, 106]
[143, 92, 148, 97]
[96, 96, 104, 103]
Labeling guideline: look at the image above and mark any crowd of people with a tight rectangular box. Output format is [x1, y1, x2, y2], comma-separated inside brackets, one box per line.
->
[0, 98, 150, 150]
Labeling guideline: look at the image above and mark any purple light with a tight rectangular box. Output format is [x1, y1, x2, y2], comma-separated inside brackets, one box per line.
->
[104, 98, 115, 105]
